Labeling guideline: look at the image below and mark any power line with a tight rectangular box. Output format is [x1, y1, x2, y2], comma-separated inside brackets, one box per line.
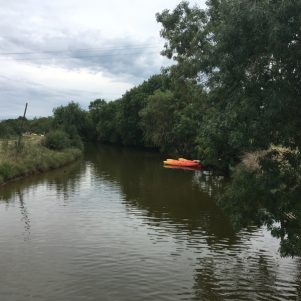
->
[0, 50, 161, 62]
[0, 44, 162, 56]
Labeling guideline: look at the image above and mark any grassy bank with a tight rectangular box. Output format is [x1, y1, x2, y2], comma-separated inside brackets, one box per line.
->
[0, 136, 82, 185]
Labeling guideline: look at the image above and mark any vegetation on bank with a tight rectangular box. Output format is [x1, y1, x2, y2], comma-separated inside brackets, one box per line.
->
[0, 136, 82, 185]
[0, 100, 88, 185]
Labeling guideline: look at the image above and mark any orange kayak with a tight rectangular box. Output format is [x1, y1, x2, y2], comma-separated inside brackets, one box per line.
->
[163, 158, 201, 168]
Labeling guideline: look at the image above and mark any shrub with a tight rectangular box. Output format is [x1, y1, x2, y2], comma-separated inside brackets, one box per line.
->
[0, 162, 17, 180]
[43, 130, 71, 150]
[70, 135, 83, 150]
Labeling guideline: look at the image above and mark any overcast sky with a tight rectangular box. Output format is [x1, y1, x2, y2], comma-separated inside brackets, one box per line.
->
[0, 0, 205, 117]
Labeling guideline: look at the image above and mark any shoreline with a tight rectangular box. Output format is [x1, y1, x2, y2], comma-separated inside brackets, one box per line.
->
[0, 146, 82, 187]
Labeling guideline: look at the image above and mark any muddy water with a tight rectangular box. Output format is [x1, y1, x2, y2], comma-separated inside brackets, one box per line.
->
[0, 145, 300, 300]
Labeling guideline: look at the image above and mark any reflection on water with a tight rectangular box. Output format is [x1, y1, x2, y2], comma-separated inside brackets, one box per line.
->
[0, 144, 300, 301]
[192, 170, 224, 197]
[217, 168, 301, 258]
[18, 190, 31, 240]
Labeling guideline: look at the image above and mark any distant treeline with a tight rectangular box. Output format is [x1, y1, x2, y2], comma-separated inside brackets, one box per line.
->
[0, 117, 53, 138]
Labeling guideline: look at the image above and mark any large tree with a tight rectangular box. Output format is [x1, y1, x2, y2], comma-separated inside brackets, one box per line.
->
[157, 0, 301, 165]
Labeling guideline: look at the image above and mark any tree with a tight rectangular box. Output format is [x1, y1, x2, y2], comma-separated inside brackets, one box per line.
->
[28, 117, 53, 134]
[93, 100, 121, 143]
[157, 0, 301, 165]
[140, 90, 177, 153]
[89, 99, 107, 123]
[117, 74, 167, 146]
[88, 75, 168, 147]
[53, 101, 93, 141]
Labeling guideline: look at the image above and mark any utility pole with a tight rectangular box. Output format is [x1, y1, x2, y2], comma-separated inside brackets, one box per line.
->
[17, 102, 28, 151]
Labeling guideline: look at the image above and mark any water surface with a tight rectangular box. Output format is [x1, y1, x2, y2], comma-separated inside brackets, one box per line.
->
[0, 145, 300, 300]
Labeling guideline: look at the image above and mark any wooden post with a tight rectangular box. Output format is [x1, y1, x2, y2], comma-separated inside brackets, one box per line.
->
[17, 102, 28, 151]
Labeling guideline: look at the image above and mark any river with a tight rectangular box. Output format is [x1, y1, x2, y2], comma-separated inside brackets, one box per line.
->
[0, 145, 300, 300]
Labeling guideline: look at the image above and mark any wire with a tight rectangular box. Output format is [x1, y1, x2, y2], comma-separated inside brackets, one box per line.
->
[0, 50, 161, 62]
[0, 43, 162, 56]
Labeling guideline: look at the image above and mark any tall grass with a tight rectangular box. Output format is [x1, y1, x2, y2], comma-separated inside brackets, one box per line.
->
[0, 136, 82, 185]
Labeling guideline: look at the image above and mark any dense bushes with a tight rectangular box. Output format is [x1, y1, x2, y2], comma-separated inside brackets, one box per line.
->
[43, 130, 71, 150]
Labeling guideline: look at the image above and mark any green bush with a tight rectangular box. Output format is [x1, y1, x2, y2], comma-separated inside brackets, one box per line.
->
[68, 131, 83, 150]
[0, 162, 17, 180]
[43, 130, 71, 150]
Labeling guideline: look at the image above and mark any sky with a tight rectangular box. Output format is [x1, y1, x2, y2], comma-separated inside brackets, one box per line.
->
[0, 0, 206, 117]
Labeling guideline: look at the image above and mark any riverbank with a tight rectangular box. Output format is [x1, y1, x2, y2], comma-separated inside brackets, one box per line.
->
[0, 136, 82, 186]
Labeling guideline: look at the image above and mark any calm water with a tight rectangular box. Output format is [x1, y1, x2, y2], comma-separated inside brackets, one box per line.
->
[0, 145, 300, 301]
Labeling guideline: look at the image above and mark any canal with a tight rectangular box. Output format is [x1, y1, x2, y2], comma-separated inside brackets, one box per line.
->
[0, 145, 300, 300]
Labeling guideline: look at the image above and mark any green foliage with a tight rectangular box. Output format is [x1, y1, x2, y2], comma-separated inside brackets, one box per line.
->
[89, 74, 168, 147]
[0, 117, 25, 138]
[43, 130, 71, 150]
[0, 162, 17, 180]
[91, 100, 121, 144]
[53, 101, 93, 141]
[140, 90, 177, 152]
[66, 125, 84, 150]
[117, 91, 145, 146]
[0, 122, 16, 138]
[0, 116, 54, 139]
[117, 75, 167, 146]
[0, 139, 82, 184]
[89, 99, 106, 124]
[157, 0, 301, 165]
[53, 102, 84, 130]
[87, 74, 203, 156]
[28, 117, 54, 134]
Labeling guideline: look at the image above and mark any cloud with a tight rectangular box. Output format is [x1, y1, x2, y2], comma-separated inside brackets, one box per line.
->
[0, 0, 206, 116]
[0, 24, 166, 81]
[0, 62, 133, 116]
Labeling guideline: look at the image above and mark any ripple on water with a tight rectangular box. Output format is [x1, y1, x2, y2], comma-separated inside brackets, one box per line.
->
[0, 145, 300, 301]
